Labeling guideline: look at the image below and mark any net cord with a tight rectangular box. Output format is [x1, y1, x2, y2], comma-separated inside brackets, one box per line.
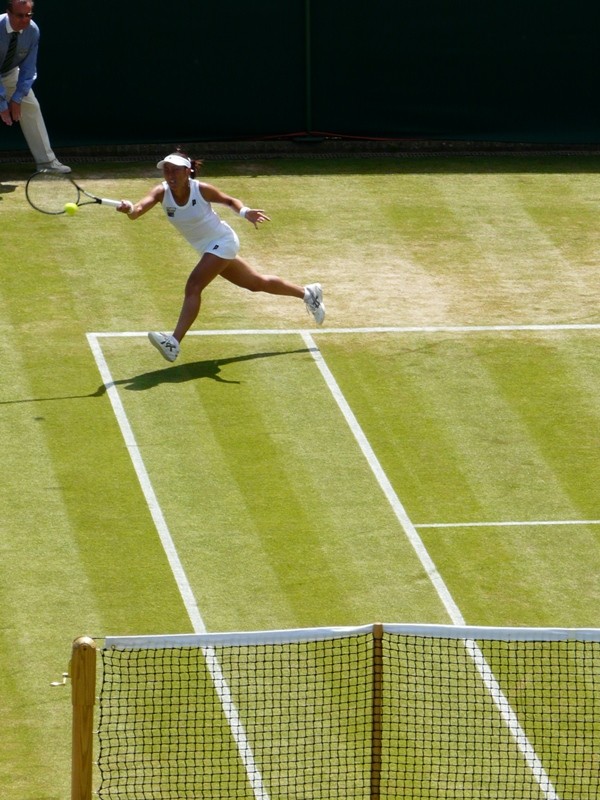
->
[104, 622, 600, 650]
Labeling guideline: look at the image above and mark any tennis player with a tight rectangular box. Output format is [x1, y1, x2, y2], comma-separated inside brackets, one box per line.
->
[117, 151, 325, 363]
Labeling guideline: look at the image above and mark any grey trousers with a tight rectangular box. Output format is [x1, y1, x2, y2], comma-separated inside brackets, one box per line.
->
[1, 68, 56, 165]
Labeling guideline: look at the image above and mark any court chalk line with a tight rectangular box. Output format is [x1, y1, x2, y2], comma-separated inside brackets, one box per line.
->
[418, 519, 600, 528]
[86, 333, 270, 800]
[90, 322, 600, 338]
[302, 331, 559, 800]
[86, 333, 207, 634]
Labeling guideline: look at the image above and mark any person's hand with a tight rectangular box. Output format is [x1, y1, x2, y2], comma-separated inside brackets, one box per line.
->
[245, 208, 271, 229]
[0, 107, 13, 126]
[116, 200, 134, 214]
[9, 100, 21, 122]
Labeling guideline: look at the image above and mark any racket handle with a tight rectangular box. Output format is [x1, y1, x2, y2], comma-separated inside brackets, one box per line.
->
[100, 198, 123, 208]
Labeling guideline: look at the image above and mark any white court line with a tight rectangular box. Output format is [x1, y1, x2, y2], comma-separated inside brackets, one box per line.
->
[300, 332, 465, 626]
[86, 333, 207, 634]
[418, 519, 600, 529]
[90, 321, 600, 338]
[301, 331, 559, 800]
[87, 332, 270, 800]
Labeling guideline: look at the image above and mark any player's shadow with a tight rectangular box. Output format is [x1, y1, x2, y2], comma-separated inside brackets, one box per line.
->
[0, 348, 312, 406]
[95, 347, 312, 395]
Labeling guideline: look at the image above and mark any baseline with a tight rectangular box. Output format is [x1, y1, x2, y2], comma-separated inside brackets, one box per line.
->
[90, 322, 600, 338]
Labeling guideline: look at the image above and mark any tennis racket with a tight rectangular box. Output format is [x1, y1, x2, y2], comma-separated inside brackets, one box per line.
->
[25, 171, 127, 215]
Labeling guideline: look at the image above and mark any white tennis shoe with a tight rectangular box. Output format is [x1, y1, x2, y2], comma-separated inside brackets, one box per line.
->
[304, 283, 325, 325]
[148, 332, 180, 362]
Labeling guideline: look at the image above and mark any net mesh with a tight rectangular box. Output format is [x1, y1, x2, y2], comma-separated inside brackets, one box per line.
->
[96, 628, 600, 800]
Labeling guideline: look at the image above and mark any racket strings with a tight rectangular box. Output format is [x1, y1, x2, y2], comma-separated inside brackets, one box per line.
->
[25, 173, 80, 215]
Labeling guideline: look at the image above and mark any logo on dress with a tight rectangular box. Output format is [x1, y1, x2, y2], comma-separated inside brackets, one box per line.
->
[166, 206, 176, 217]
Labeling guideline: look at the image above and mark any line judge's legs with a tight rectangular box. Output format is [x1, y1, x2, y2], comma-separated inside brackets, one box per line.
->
[0, 71, 56, 165]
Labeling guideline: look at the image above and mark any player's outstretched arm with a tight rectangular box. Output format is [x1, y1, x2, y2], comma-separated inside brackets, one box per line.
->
[118, 185, 164, 219]
[199, 182, 271, 229]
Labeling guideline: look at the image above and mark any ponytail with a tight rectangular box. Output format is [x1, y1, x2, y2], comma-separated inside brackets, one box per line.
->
[173, 146, 203, 178]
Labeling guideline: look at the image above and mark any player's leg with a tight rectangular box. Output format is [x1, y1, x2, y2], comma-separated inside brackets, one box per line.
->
[148, 252, 232, 362]
[221, 256, 304, 297]
[172, 252, 232, 342]
[222, 257, 325, 323]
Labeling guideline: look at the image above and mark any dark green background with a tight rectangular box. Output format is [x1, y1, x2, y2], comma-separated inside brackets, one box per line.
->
[2, 0, 599, 150]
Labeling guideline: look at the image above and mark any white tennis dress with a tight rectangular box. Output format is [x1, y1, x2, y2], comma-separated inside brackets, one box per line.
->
[161, 179, 240, 259]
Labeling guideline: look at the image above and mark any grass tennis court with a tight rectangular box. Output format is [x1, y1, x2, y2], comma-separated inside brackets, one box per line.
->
[2, 155, 600, 798]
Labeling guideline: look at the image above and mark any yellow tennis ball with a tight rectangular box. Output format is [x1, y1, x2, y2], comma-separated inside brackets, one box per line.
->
[64, 202, 78, 215]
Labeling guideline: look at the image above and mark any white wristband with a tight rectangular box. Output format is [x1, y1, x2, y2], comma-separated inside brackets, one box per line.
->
[239, 206, 250, 218]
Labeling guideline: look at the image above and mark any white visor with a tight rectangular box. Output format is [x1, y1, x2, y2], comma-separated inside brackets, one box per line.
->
[157, 154, 192, 169]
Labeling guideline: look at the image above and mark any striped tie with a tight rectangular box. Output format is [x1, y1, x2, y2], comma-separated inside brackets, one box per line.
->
[1, 31, 18, 74]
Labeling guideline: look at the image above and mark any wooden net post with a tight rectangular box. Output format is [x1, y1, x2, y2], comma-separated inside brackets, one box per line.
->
[70, 636, 97, 800]
[371, 623, 384, 800]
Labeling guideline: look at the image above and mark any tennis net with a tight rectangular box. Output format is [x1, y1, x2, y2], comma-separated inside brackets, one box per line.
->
[70, 623, 600, 799]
